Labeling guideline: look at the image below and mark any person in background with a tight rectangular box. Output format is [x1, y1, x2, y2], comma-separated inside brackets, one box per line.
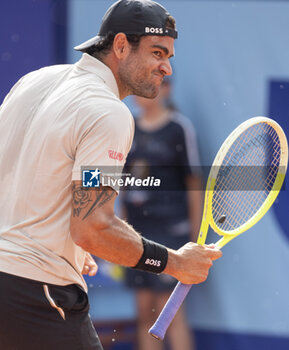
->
[121, 77, 203, 350]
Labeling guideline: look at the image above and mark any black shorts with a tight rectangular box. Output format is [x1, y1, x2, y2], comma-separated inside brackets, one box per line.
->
[0, 271, 103, 350]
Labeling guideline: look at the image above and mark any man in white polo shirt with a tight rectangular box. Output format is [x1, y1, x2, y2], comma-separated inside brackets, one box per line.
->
[0, 0, 222, 349]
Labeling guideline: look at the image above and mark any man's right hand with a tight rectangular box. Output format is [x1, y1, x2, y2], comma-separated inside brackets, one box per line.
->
[165, 242, 222, 284]
[70, 180, 222, 284]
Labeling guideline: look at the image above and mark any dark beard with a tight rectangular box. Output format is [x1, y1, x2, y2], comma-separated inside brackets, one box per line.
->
[118, 64, 159, 99]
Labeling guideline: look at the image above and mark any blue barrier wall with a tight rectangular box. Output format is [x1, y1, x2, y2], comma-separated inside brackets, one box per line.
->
[0, 0, 66, 103]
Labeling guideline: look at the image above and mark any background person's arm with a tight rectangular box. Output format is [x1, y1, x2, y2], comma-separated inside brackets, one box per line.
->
[186, 175, 203, 243]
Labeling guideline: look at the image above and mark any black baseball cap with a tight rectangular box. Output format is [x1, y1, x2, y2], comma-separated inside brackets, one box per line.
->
[74, 0, 177, 51]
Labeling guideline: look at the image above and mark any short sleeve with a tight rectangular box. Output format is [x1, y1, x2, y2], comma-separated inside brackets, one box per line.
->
[72, 101, 134, 192]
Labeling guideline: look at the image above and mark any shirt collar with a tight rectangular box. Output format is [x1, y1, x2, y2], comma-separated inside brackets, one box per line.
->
[75, 53, 120, 98]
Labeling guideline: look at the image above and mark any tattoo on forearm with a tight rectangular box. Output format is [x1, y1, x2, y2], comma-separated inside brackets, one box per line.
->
[72, 184, 114, 220]
[82, 187, 114, 220]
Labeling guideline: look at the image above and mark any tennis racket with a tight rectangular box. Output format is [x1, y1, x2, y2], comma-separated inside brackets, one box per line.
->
[149, 116, 288, 340]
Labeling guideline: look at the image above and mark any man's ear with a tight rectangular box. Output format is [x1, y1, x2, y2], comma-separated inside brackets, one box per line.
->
[113, 33, 130, 59]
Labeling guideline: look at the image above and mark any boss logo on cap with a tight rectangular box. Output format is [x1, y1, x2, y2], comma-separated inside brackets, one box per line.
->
[145, 27, 164, 34]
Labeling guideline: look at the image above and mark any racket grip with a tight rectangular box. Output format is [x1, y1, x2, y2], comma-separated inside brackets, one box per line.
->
[149, 281, 192, 340]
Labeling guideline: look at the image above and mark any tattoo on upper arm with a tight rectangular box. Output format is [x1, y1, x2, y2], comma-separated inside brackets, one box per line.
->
[72, 184, 92, 217]
[72, 183, 114, 220]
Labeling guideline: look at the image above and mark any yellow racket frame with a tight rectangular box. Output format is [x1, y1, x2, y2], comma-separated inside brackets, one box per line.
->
[197, 116, 288, 248]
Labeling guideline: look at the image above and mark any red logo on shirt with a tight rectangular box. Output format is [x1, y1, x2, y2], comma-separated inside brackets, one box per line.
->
[108, 150, 124, 161]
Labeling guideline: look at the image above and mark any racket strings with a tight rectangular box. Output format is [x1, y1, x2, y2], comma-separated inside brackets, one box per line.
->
[213, 125, 279, 229]
[212, 123, 281, 231]
[213, 167, 276, 229]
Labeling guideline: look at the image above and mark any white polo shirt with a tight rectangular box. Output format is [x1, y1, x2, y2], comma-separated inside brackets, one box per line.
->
[0, 54, 134, 291]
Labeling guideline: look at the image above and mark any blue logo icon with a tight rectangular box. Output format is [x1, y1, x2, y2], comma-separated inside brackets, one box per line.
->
[82, 169, 101, 187]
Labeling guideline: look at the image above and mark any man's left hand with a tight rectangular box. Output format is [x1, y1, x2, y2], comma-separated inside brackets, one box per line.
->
[82, 253, 98, 276]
